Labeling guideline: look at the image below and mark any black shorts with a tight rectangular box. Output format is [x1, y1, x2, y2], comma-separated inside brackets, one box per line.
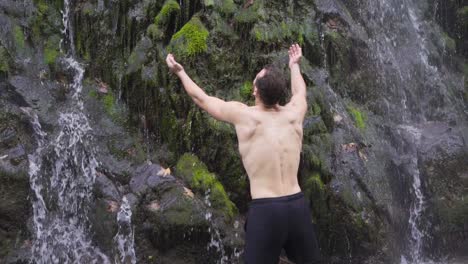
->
[244, 192, 321, 264]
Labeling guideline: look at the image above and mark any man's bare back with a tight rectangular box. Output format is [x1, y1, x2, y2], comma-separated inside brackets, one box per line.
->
[166, 44, 307, 199]
[234, 104, 303, 199]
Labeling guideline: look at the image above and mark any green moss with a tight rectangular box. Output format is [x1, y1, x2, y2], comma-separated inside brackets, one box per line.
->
[204, 0, 214, 7]
[37, 1, 49, 14]
[305, 172, 324, 192]
[175, 153, 238, 219]
[457, 6, 468, 28]
[215, 0, 236, 15]
[303, 172, 328, 222]
[347, 105, 366, 130]
[82, 2, 95, 16]
[44, 35, 60, 65]
[88, 89, 98, 98]
[311, 102, 321, 116]
[14, 25, 25, 51]
[169, 17, 209, 57]
[309, 154, 322, 169]
[0, 46, 10, 74]
[146, 24, 163, 40]
[175, 153, 208, 182]
[251, 21, 303, 44]
[154, 0, 180, 25]
[103, 93, 116, 116]
[442, 32, 456, 52]
[240, 81, 253, 100]
[234, 7, 259, 23]
[298, 32, 305, 46]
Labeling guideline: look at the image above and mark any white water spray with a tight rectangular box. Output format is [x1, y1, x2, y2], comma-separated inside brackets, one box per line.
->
[113, 196, 137, 264]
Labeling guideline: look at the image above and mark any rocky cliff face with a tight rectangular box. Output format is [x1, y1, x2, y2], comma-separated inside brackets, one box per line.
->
[0, 0, 467, 263]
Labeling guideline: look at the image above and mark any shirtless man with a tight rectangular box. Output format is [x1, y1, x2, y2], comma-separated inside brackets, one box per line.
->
[166, 44, 321, 264]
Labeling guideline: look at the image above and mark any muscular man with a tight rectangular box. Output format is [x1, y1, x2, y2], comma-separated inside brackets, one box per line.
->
[166, 44, 321, 264]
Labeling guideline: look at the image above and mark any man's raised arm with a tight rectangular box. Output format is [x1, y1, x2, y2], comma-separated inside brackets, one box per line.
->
[287, 44, 307, 116]
[165, 54, 246, 124]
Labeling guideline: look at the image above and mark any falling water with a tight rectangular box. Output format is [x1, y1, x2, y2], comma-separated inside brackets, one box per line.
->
[26, 0, 135, 262]
[113, 196, 137, 264]
[398, 125, 436, 264]
[203, 190, 242, 264]
[27, 3, 111, 259]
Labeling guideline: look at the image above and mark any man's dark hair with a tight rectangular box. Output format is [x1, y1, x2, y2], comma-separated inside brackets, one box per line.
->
[255, 65, 287, 108]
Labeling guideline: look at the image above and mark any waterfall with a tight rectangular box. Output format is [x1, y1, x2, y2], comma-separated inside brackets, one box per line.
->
[27, 1, 111, 259]
[348, 0, 462, 262]
[113, 196, 137, 264]
[25, 0, 136, 263]
[398, 125, 427, 264]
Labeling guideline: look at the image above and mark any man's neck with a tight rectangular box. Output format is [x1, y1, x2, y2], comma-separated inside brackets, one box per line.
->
[254, 99, 280, 112]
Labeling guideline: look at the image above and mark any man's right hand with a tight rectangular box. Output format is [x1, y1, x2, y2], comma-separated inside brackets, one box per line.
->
[288, 44, 302, 69]
[166, 54, 184, 74]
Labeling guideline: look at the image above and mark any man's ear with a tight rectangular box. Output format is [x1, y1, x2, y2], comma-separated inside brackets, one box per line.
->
[252, 86, 257, 96]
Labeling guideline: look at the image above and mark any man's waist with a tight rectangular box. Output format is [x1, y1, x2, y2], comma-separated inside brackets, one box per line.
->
[249, 191, 304, 206]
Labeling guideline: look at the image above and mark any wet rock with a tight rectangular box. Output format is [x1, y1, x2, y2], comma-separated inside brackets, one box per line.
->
[95, 172, 120, 200]
[7, 144, 26, 165]
[129, 163, 176, 195]
[0, 169, 30, 261]
[0, 127, 16, 147]
[134, 175, 243, 263]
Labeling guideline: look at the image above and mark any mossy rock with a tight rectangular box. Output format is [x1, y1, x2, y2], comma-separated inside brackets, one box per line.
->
[214, 0, 237, 15]
[44, 35, 61, 65]
[175, 153, 208, 182]
[154, 0, 181, 26]
[234, 7, 260, 24]
[146, 24, 163, 41]
[126, 37, 153, 74]
[239, 81, 253, 100]
[175, 153, 237, 219]
[434, 195, 468, 230]
[13, 25, 25, 52]
[347, 105, 366, 130]
[457, 6, 468, 28]
[251, 19, 306, 45]
[31, 0, 62, 43]
[0, 45, 11, 75]
[169, 16, 209, 58]
[442, 32, 456, 52]
[303, 172, 328, 223]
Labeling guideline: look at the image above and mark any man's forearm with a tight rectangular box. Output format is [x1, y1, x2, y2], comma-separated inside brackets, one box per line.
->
[176, 70, 206, 102]
[290, 64, 306, 96]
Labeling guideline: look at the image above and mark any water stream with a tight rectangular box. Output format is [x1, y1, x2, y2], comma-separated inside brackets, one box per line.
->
[25, 0, 136, 263]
